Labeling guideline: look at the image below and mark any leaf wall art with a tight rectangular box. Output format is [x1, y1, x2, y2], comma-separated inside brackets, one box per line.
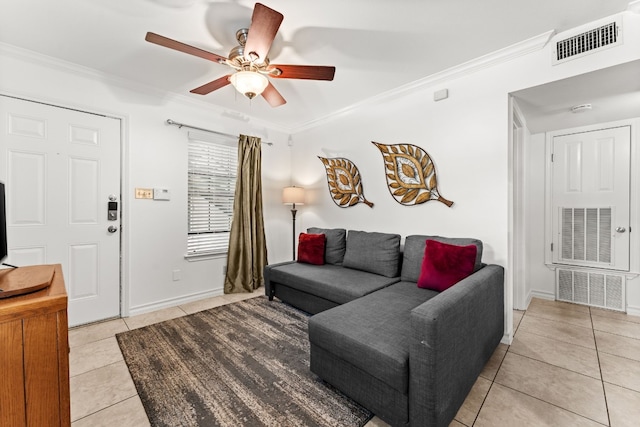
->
[372, 141, 453, 207]
[318, 156, 374, 208]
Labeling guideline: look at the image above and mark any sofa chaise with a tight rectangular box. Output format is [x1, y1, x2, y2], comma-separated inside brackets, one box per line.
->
[263, 228, 504, 427]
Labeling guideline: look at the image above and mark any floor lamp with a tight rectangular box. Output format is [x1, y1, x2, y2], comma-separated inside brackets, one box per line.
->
[283, 186, 305, 260]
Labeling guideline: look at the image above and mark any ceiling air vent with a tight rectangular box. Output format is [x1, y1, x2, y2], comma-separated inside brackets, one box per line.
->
[553, 19, 622, 65]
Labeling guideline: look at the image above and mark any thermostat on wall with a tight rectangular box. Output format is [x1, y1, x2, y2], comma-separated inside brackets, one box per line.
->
[153, 188, 170, 201]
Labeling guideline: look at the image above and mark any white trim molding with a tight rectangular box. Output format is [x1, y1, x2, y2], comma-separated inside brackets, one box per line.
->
[291, 31, 556, 134]
[127, 287, 224, 317]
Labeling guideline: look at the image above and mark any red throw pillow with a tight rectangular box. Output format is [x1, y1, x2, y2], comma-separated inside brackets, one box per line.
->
[417, 239, 478, 292]
[297, 233, 326, 265]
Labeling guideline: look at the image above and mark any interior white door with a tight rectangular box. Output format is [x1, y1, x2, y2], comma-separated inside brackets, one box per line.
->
[552, 126, 630, 271]
[0, 95, 121, 326]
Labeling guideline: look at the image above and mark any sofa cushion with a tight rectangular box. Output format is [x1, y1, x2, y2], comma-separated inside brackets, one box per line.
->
[308, 281, 438, 393]
[297, 233, 326, 265]
[401, 235, 483, 282]
[417, 239, 477, 291]
[307, 227, 346, 265]
[342, 230, 401, 278]
[267, 262, 399, 305]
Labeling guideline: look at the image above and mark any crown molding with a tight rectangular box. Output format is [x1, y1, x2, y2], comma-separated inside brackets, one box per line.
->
[1, 29, 554, 137]
[0, 42, 291, 136]
[289, 30, 555, 134]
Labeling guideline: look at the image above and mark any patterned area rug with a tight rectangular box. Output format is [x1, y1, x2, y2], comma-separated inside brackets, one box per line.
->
[116, 296, 372, 427]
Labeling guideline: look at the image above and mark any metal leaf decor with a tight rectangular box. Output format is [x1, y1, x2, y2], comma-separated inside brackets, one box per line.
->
[318, 156, 374, 208]
[372, 141, 454, 207]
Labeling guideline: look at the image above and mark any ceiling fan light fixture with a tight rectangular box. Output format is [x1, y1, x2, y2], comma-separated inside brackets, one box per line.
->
[145, 3, 334, 107]
[230, 71, 269, 99]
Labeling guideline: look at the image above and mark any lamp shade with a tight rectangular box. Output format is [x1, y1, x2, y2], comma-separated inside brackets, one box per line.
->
[229, 71, 269, 99]
[282, 186, 305, 205]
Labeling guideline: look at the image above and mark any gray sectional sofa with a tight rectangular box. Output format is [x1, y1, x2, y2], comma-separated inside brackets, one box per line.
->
[264, 228, 504, 427]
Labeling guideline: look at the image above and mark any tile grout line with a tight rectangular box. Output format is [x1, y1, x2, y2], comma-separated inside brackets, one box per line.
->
[590, 318, 640, 341]
[70, 394, 141, 425]
[514, 326, 597, 351]
[590, 306, 612, 427]
[470, 350, 508, 426]
[70, 359, 129, 379]
[489, 308, 608, 426]
[502, 344, 605, 383]
[515, 304, 598, 349]
[602, 379, 640, 394]
[494, 308, 610, 426]
[523, 310, 593, 329]
[494, 382, 610, 426]
[470, 309, 520, 426]
[71, 392, 140, 425]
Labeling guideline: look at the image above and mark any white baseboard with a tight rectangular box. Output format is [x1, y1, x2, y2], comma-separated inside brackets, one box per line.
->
[529, 290, 555, 302]
[627, 304, 640, 317]
[128, 287, 224, 317]
[527, 290, 640, 316]
[501, 333, 513, 345]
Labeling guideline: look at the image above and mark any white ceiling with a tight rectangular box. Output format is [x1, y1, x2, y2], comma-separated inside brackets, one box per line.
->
[0, 0, 633, 129]
[513, 59, 640, 134]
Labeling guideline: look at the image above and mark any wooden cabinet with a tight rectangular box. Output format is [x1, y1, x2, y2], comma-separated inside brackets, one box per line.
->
[0, 265, 70, 427]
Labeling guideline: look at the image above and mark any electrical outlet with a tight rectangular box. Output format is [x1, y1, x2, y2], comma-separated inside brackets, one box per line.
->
[172, 269, 181, 281]
[135, 188, 153, 199]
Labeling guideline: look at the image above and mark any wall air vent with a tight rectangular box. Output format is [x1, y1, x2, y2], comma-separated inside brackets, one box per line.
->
[556, 267, 625, 311]
[553, 19, 622, 65]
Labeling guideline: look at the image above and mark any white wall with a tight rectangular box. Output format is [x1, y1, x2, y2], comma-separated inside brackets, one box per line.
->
[292, 78, 510, 264]
[0, 46, 293, 315]
[525, 133, 555, 300]
[2, 10, 639, 325]
[289, 10, 640, 339]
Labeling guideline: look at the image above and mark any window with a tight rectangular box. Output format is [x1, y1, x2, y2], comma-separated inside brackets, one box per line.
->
[187, 134, 237, 256]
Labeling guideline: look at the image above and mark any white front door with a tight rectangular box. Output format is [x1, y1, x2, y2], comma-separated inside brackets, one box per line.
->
[552, 126, 630, 271]
[0, 95, 121, 326]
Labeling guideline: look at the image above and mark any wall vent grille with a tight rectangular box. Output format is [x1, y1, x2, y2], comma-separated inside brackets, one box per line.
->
[553, 21, 621, 64]
[560, 207, 611, 266]
[556, 267, 625, 311]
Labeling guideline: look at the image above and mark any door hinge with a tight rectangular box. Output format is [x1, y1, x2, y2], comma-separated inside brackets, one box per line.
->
[551, 243, 554, 252]
[551, 153, 554, 162]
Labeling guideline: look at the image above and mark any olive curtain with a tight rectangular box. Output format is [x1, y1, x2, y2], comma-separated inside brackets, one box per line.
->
[224, 134, 268, 293]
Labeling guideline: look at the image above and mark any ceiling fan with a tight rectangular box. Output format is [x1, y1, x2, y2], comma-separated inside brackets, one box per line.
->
[145, 2, 336, 107]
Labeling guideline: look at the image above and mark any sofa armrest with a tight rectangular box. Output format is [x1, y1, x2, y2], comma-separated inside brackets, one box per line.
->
[409, 264, 504, 427]
[263, 261, 296, 299]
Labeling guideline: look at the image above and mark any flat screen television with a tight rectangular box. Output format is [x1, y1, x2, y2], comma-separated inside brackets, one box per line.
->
[0, 181, 7, 264]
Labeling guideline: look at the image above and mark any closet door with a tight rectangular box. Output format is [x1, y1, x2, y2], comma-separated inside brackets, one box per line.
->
[551, 125, 630, 271]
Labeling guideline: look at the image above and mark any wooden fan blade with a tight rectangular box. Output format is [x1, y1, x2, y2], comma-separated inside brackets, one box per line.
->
[145, 32, 227, 63]
[190, 75, 232, 95]
[269, 64, 336, 81]
[261, 82, 286, 107]
[244, 3, 283, 63]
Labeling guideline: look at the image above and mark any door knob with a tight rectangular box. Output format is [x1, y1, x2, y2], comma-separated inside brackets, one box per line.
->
[107, 226, 118, 233]
[615, 227, 626, 233]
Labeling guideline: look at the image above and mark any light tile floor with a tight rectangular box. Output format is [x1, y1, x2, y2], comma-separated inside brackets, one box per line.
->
[69, 295, 640, 426]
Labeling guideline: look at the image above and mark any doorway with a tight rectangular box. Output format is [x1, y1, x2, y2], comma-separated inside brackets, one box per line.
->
[510, 60, 640, 315]
[0, 95, 122, 326]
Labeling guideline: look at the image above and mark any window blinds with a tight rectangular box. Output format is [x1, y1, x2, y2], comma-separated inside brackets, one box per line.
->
[187, 136, 238, 256]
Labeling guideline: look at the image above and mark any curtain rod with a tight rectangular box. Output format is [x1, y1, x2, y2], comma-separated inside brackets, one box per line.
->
[166, 119, 273, 146]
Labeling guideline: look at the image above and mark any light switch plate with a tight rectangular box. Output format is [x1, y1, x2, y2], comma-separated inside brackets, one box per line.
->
[135, 188, 153, 199]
